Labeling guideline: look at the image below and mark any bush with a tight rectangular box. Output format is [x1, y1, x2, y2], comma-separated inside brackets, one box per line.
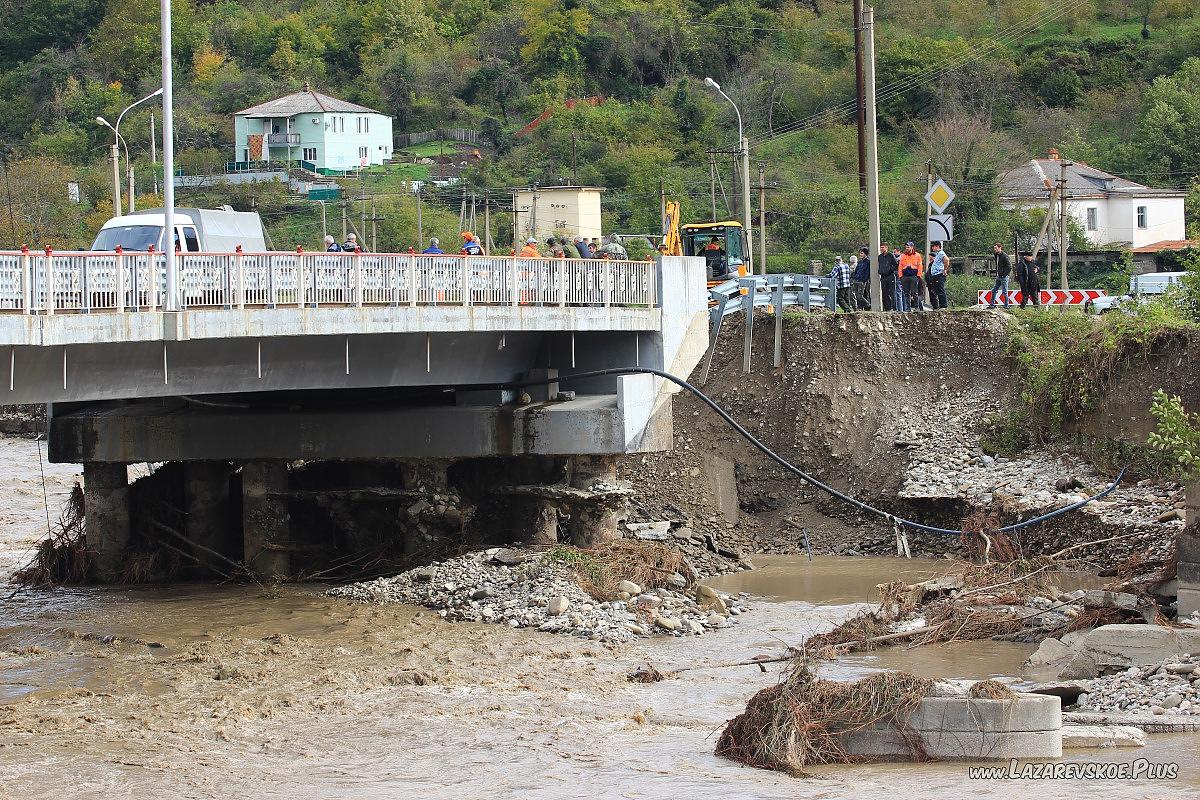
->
[945, 274, 993, 308]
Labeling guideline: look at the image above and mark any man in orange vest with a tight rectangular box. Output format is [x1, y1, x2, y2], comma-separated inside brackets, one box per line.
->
[518, 237, 541, 258]
[897, 241, 924, 312]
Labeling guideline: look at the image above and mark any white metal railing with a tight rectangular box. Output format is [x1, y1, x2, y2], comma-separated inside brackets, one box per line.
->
[0, 249, 658, 314]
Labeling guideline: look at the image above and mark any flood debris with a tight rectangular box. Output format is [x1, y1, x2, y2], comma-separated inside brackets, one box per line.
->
[12, 484, 91, 586]
[715, 659, 934, 774]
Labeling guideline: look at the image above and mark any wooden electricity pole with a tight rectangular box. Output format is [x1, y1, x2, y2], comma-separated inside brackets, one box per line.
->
[416, 187, 423, 246]
[853, 0, 867, 196]
[709, 152, 718, 222]
[863, 5, 884, 311]
[753, 163, 773, 274]
[484, 191, 492, 254]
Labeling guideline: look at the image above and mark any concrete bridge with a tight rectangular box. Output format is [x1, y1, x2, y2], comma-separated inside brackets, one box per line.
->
[0, 250, 709, 580]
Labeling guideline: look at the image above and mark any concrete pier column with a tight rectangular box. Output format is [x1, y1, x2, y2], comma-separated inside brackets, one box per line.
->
[568, 455, 622, 549]
[242, 461, 290, 578]
[185, 461, 232, 576]
[514, 496, 559, 546]
[84, 462, 130, 583]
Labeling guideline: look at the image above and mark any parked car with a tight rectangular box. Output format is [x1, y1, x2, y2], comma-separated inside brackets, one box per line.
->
[1085, 271, 1186, 314]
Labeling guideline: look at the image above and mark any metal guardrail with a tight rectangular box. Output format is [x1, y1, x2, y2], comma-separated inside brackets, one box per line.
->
[701, 273, 836, 380]
[0, 251, 657, 314]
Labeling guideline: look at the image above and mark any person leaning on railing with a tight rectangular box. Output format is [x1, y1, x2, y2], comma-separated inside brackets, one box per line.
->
[518, 237, 541, 258]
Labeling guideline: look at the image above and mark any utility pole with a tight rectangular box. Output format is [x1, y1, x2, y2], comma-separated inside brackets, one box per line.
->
[571, 132, 578, 185]
[484, 192, 492, 254]
[416, 187, 423, 245]
[709, 152, 718, 222]
[160, 0, 177, 310]
[755, 163, 769, 274]
[150, 113, 158, 197]
[109, 141, 122, 217]
[741, 137, 753, 273]
[341, 199, 348, 240]
[360, 170, 367, 249]
[370, 195, 378, 252]
[511, 191, 519, 248]
[923, 160, 933, 265]
[864, 6, 884, 311]
[659, 179, 667, 238]
[853, 0, 867, 196]
[1059, 158, 1070, 297]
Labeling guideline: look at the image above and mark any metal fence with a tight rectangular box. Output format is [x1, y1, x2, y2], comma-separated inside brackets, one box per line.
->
[0, 251, 656, 314]
[395, 128, 480, 148]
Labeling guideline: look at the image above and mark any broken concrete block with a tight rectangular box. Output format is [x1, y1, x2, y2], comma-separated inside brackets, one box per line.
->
[1025, 638, 1073, 668]
[1077, 589, 1140, 611]
[625, 521, 671, 540]
[1178, 587, 1200, 618]
[1081, 624, 1200, 669]
[1061, 725, 1145, 749]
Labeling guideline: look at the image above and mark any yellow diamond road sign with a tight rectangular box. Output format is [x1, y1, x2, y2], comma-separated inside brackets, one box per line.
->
[925, 179, 955, 213]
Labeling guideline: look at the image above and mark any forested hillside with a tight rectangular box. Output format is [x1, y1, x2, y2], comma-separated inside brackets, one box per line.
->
[1, 0, 1198, 260]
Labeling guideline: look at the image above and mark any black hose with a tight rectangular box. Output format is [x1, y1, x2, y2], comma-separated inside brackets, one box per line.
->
[501, 367, 1127, 537]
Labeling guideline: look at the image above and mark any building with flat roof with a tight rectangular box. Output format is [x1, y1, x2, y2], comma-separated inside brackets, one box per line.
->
[513, 186, 604, 243]
[234, 84, 393, 173]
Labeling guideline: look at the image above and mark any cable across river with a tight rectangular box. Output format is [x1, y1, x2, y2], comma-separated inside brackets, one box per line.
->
[502, 366, 1126, 537]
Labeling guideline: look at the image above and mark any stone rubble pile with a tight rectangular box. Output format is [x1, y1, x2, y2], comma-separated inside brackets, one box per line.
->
[902, 446, 1184, 539]
[327, 547, 751, 644]
[1076, 655, 1200, 716]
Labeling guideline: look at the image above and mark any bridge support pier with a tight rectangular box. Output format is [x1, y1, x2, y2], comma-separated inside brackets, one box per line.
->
[1180, 481, 1200, 617]
[243, 461, 291, 578]
[514, 496, 560, 546]
[185, 461, 234, 576]
[569, 455, 624, 548]
[84, 462, 130, 583]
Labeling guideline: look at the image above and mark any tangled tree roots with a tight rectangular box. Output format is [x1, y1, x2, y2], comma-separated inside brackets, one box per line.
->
[13, 484, 92, 586]
[715, 660, 933, 774]
[960, 510, 1020, 563]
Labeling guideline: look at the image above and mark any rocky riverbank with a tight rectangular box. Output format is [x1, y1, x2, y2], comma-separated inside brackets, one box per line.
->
[327, 546, 751, 644]
[1076, 655, 1200, 716]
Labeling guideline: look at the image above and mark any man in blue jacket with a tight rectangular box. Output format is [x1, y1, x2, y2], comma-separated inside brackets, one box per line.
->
[851, 246, 871, 310]
[422, 237, 444, 254]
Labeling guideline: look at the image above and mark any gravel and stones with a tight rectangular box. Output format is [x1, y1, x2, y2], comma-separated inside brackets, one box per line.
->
[328, 547, 751, 644]
[1074, 654, 1200, 716]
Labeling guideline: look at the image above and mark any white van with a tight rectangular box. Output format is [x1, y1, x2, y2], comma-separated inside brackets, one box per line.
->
[1087, 271, 1187, 314]
[90, 207, 268, 253]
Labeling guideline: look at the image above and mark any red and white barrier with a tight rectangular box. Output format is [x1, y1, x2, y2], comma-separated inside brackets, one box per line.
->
[977, 289, 1106, 306]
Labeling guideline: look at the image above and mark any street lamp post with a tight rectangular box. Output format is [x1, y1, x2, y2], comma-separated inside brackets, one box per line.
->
[703, 77, 754, 274]
[96, 88, 164, 216]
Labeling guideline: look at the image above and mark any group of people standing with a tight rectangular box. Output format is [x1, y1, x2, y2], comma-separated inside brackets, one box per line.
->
[829, 241, 951, 313]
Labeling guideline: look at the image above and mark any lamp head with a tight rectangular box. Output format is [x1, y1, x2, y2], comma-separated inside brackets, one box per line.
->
[95, 116, 110, 127]
[703, 77, 720, 91]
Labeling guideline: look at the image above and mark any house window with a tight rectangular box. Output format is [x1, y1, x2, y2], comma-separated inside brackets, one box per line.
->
[302, 147, 317, 161]
[356, 117, 361, 133]
[363, 117, 369, 133]
[1086, 207, 1097, 231]
[1136, 206, 1147, 229]
[358, 146, 368, 159]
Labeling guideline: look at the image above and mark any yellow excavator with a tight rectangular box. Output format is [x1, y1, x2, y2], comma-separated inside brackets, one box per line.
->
[662, 201, 749, 284]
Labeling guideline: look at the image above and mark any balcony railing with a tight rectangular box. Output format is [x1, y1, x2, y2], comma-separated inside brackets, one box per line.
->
[266, 133, 300, 145]
[0, 251, 657, 314]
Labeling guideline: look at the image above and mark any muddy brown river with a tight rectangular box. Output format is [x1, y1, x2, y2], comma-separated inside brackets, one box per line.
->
[1, 437, 1197, 799]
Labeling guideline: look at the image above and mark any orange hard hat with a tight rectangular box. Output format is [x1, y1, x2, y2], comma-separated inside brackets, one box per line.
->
[460, 231, 472, 240]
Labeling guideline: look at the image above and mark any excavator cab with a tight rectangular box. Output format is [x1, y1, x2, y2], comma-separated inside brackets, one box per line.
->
[681, 222, 748, 282]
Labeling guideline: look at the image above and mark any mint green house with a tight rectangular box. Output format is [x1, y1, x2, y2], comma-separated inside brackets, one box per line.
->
[233, 85, 394, 173]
